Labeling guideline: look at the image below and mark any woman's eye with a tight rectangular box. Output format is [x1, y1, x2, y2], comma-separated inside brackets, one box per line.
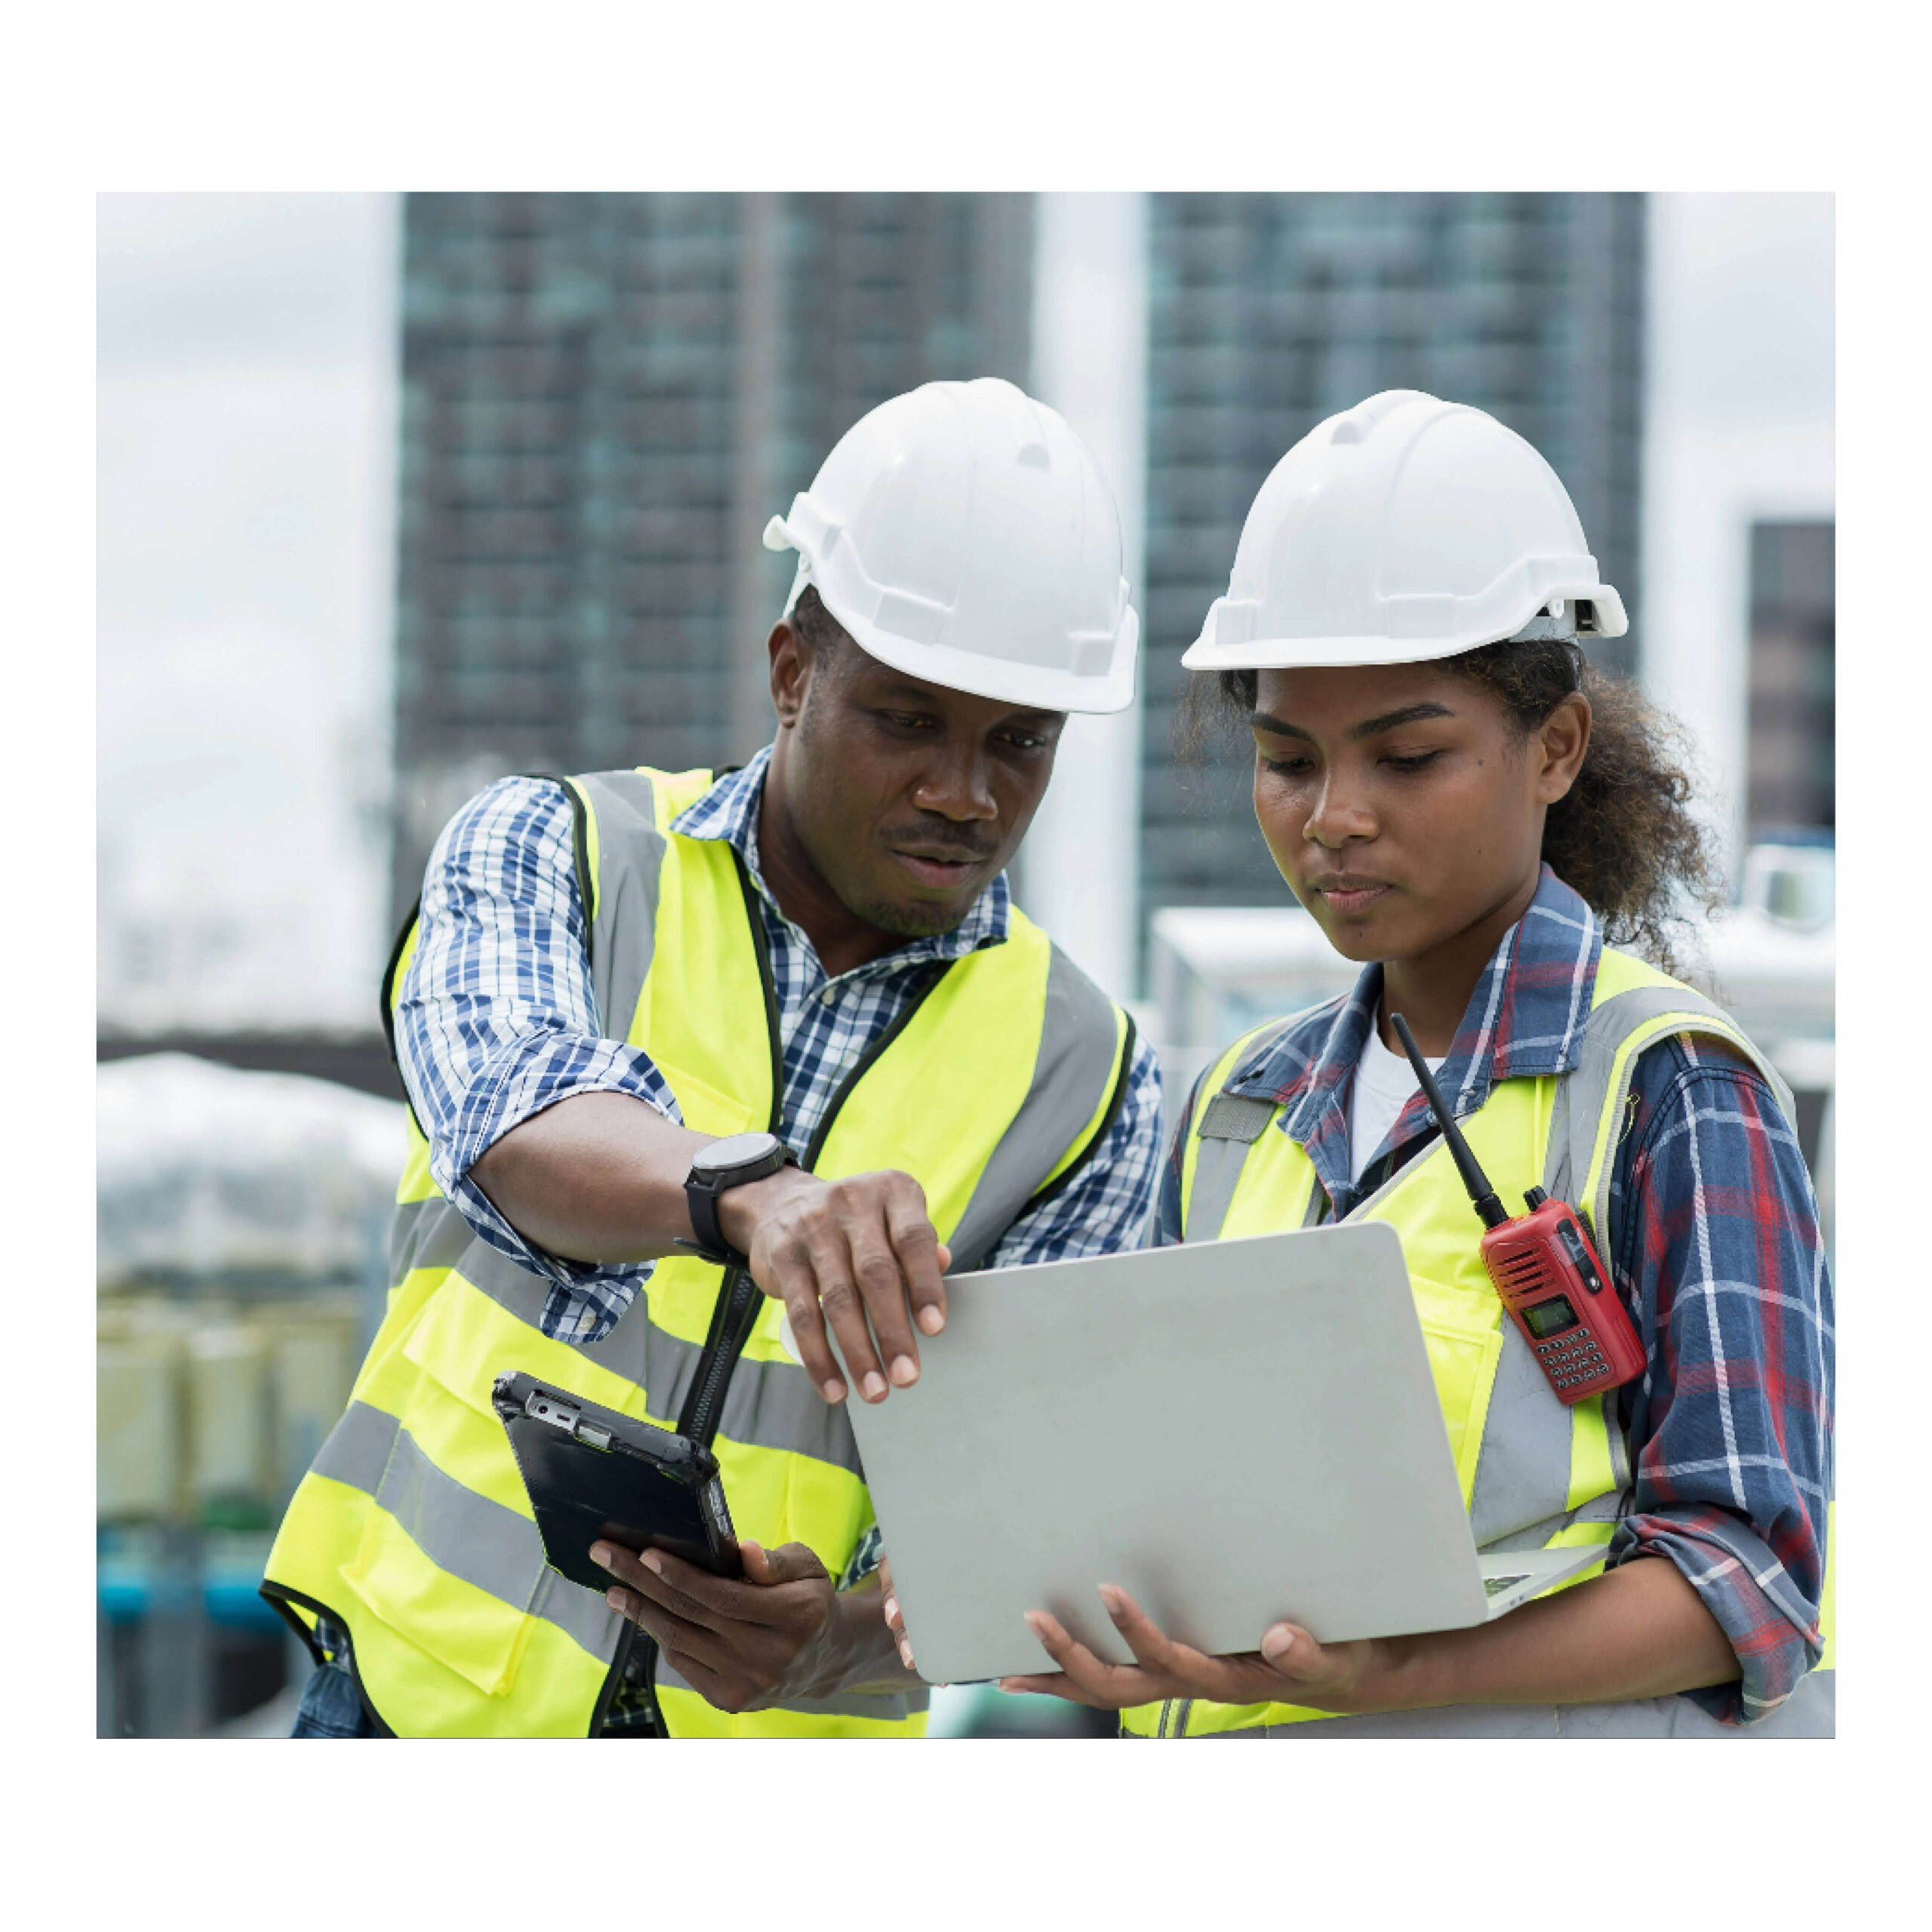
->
[1260, 753, 1312, 776]
[1383, 750, 1443, 772]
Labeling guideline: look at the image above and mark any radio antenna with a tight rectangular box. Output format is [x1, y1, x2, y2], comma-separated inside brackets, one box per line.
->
[1389, 1012, 1507, 1229]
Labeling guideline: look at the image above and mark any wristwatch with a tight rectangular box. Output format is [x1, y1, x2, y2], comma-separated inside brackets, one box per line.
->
[680, 1131, 798, 1271]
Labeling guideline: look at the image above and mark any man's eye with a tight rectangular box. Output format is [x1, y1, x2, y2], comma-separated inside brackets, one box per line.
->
[881, 712, 932, 731]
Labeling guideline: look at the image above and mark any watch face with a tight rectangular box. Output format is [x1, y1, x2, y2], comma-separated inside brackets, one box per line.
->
[694, 1131, 782, 1178]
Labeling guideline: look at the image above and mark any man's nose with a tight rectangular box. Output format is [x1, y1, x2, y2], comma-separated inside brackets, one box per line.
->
[912, 745, 998, 822]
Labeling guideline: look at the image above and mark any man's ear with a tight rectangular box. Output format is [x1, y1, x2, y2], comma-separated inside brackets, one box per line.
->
[769, 621, 808, 728]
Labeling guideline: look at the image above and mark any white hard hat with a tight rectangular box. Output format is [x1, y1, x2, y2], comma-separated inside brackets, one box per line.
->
[1182, 389, 1627, 673]
[764, 376, 1139, 714]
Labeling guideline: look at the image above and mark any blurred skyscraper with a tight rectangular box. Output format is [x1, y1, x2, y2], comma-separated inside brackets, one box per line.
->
[1746, 519, 1835, 836]
[1137, 192, 1647, 918]
[387, 191, 1647, 969]
[390, 191, 1033, 921]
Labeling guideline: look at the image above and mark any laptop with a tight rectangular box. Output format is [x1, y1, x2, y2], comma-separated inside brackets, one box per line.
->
[810, 1224, 1606, 1685]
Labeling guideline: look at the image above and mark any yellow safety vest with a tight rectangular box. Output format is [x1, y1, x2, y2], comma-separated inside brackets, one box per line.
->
[263, 766, 1134, 1737]
[1123, 946, 1835, 1739]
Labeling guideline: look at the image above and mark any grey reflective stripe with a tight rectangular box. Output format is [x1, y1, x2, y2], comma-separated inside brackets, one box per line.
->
[1182, 1022, 1309, 1241]
[310, 1399, 623, 1664]
[392, 1196, 864, 1478]
[570, 768, 670, 1042]
[654, 1657, 930, 1726]
[1547, 983, 1794, 1247]
[1197, 1094, 1274, 1143]
[945, 942, 1128, 1275]
[1183, 1136, 1260, 1243]
[389, 1190, 433, 1283]
[1195, 1671, 1834, 1737]
[311, 1395, 404, 1494]
[1465, 987, 1784, 1546]
[1469, 1322, 1580, 1546]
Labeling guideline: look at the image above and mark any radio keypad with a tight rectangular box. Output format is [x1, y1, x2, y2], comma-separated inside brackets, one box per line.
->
[1531, 1316, 1606, 1389]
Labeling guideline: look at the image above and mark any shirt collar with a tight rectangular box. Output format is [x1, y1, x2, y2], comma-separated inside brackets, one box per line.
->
[1224, 866, 1604, 1208]
[670, 743, 1012, 966]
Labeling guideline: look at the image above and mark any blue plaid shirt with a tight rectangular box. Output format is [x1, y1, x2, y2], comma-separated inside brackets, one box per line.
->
[395, 746, 1164, 1346]
[1155, 868, 1833, 1727]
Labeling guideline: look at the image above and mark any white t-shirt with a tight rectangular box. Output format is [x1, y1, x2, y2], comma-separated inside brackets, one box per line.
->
[1349, 1023, 1445, 1183]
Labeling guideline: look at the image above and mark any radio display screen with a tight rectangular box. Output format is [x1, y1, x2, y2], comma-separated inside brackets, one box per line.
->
[1523, 1295, 1580, 1340]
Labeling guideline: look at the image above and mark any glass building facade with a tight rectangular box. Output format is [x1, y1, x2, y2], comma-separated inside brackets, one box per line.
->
[1138, 192, 1647, 918]
[1746, 519, 1835, 835]
[390, 191, 1032, 920]
[390, 191, 1647, 958]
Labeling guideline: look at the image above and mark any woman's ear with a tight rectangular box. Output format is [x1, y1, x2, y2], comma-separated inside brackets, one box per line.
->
[1536, 692, 1592, 804]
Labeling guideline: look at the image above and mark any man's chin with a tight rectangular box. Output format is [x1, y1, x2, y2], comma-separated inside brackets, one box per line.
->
[849, 889, 974, 940]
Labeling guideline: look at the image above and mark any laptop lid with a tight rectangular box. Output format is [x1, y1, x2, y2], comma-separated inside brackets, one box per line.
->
[832, 1225, 1497, 1684]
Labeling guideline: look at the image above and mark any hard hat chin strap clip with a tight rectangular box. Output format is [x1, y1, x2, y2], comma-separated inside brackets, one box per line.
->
[1507, 597, 1586, 645]
[1501, 599, 1592, 690]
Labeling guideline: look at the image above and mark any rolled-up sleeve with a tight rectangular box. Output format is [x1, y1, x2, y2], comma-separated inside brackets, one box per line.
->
[1604, 1033, 1835, 1725]
[395, 775, 681, 1344]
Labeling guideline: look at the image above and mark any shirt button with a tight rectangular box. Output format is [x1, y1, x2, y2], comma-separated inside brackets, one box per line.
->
[820, 987, 836, 1006]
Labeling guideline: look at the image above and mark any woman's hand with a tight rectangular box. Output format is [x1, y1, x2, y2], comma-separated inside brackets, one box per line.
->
[879, 1552, 918, 1674]
[998, 1584, 1401, 1713]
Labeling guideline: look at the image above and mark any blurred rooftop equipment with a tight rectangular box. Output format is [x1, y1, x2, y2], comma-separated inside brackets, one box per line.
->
[97, 1054, 402, 1735]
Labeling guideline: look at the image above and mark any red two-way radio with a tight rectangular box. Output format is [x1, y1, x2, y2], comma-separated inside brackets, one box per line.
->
[1389, 1014, 1645, 1406]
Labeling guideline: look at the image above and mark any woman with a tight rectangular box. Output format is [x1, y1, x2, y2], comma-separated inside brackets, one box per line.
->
[888, 389, 1835, 1737]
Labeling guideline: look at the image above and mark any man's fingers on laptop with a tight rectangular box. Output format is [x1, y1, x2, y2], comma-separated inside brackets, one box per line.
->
[807, 1223, 892, 1403]
[771, 1265, 845, 1404]
[847, 1217, 923, 1390]
[882, 1174, 949, 1339]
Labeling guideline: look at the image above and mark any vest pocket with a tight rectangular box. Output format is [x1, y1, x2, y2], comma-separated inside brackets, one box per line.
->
[340, 1488, 540, 1700]
[1406, 1273, 1507, 1503]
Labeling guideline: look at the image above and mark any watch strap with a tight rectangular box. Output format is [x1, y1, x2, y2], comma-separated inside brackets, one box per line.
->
[681, 1143, 798, 1272]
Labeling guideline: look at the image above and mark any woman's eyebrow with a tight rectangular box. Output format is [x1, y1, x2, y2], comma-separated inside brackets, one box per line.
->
[1250, 701, 1456, 742]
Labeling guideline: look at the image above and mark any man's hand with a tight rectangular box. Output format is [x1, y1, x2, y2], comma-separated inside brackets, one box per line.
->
[594, 1538, 841, 1715]
[718, 1166, 952, 1405]
[995, 1584, 1395, 1713]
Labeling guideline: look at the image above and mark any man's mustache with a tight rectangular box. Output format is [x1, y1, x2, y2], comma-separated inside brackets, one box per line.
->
[878, 825, 1000, 863]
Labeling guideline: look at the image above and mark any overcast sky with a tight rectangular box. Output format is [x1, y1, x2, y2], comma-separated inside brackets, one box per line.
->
[97, 192, 398, 1029]
[94, 192, 1834, 1031]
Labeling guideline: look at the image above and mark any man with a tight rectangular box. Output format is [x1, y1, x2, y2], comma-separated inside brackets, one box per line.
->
[263, 376, 1165, 1737]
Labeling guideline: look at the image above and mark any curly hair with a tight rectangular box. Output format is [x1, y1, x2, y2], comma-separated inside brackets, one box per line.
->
[1182, 642, 1722, 973]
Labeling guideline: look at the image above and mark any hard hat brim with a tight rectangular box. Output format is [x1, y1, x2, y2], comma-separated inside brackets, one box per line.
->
[832, 600, 1140, 716]
[1181, 583, 1628, 674]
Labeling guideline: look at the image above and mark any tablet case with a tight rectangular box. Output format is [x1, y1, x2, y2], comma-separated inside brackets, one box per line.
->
[491, 1371, 741, 1592]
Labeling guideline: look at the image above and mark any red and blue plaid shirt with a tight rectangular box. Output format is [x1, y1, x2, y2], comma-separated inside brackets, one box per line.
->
[1155, 866, 1833, 1725]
